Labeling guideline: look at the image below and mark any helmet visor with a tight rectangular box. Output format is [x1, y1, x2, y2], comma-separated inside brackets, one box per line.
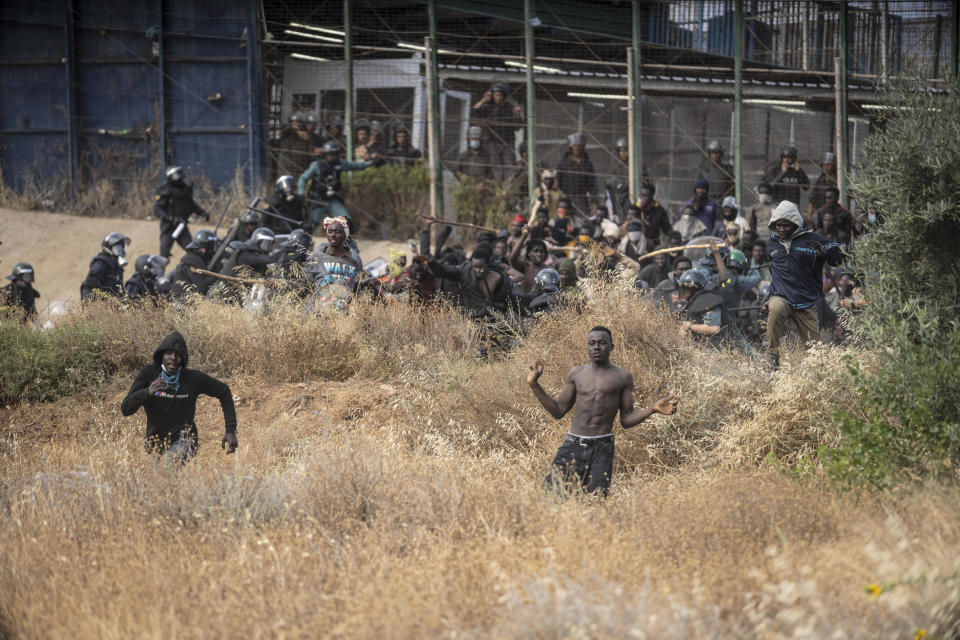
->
[18, 269, 34, 283]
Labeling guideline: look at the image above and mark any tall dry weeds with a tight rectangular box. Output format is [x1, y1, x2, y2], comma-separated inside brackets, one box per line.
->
[1, 283, 957, 637]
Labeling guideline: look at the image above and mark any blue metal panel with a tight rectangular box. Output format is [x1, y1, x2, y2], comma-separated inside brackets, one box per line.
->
[166, 132, 247, 185]
[0, 0, 262, 195]
[0, 1, 68, 189]
[76, 63, 157, 130]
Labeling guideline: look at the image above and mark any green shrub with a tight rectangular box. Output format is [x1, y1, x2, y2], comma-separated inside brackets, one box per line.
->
[342, 163, 430, 238]
[451, 176, 521, 232]
[0, 316, 113, 402]
[824, 78, 960, 488]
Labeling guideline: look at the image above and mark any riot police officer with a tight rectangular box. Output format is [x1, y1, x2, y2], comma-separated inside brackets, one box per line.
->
[220, 227, 284, 278]
[297, 141, 385, 233]
[168, 230, 220, 298]
[81, 232, 130, 300]
[125, 254, 170, 301]
[154, 166, 209, 258]
[235, 210, 262, 243]
[2, 262, 40, 320]
[262, 175, 309, 234]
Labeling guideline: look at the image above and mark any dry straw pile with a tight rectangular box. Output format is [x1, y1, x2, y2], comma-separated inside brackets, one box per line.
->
[1, 283, 958, 638]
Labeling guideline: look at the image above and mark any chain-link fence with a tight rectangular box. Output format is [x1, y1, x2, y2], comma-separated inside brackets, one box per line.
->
[2, 1, 952, 230]
[257, 0, 953, 236]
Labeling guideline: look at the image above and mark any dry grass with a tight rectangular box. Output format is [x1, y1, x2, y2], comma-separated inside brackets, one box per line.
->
[1, 283, 958, 638]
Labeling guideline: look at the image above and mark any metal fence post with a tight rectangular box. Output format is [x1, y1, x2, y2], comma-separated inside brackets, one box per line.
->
[344, 0, 354, 162]
[837, 3, 849, 208]
[630, 0, 643, 202]
[425, 36, 442, 221]
[247, 0, 262, 193]
[426, 1, 443, 220]
[524, 0, 536, 208]
[157, 0, 167, 177]
[734, 0, 743, 207]
[65, 1, 79, 201]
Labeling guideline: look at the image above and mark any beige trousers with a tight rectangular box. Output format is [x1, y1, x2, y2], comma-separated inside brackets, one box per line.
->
[767, 295, 820, 359]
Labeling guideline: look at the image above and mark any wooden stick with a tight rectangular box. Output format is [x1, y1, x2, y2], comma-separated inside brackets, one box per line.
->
[637, 242, 727, 262]
[190, 267, 281, 287]
[419, 214, 497, 234]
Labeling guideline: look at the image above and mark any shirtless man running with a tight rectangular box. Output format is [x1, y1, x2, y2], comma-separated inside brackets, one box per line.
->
[528, 326, 679, 496]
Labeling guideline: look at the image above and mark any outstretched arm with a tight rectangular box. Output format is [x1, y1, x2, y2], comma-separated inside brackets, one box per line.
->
[620, 376, 678, 428]
[527, 359, 576, 420]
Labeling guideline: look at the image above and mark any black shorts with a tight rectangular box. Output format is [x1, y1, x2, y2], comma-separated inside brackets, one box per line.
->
[543, 433, 614, 496]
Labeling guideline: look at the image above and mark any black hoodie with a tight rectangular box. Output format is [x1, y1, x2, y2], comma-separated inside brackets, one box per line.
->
[121, 331, 237, 449]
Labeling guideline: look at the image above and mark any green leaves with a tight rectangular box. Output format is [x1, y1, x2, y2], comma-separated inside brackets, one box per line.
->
[825, 78, 960, 488]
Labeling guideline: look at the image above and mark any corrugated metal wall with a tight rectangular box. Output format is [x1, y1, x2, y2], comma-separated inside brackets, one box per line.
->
[0, 0, 262, 196]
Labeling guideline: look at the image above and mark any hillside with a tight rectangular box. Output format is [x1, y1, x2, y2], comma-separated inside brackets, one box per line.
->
[1, 234, 959, 638]
[0, 206, 407, 312]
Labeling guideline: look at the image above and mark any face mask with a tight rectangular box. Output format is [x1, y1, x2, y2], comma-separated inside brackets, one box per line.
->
[627, 231, 644, 243]
[468, 139, 481, 150]
[760, 194, 773, 204]
[867, 214, 877, 225]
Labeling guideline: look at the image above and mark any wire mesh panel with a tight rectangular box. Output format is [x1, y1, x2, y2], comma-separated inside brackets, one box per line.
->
[1, 1, 955, 224]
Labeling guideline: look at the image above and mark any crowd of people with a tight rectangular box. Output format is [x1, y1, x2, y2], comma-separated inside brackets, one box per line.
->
[0, 86, 880, 495]
[4, 82, 873, 374]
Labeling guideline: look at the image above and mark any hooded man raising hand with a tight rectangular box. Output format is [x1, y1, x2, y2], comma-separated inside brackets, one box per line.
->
[121, 331, 237, 464]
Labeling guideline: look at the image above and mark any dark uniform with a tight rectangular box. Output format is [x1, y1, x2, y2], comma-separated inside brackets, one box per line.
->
[169, 251, 216, 298]
[155, 181, 208, 258]
[81, 253, 125, 300]
[2, 278, 40, 319]
[124, 273, 161, 301]
[262, 193, 308, 235]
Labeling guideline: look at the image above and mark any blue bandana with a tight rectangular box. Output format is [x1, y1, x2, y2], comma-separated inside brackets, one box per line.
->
[160, 367, 181, 393]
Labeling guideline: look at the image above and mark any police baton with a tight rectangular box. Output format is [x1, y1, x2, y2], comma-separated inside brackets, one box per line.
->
[246, 204, 303, 226]
[206, 197, 258, 270]
[211, 188, 240, 235]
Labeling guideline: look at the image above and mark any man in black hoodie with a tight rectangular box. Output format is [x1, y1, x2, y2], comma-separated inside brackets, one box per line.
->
[121, 331, 237, 463]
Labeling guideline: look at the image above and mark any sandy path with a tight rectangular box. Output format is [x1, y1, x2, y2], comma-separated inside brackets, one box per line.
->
[0, 206, 409, 313]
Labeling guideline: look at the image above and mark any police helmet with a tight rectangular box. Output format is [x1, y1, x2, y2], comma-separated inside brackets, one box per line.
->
[726, 248, 747, 271]
[821, 151, 836, 165]
[758, 282, 771, 300]
[354, 117, 371, 131]
[370, 120, 384, 132]
[102, 232, 131, 258]
[677, 268, 708, 291]
[239, 210, 260, 225]
[165, 166, 184, 182]
[615, 137, 628, 149]
[567, 132, 584, 147]
[248, 227, 276, 252]
[467, 125, 482, 139]
[186, 229, 218, 253]
[490, 82, 508, 95]
[534, 268, 561, 294]
[781, 145, 798, 159]
[289, 111, 306, 125]
[304, 112, 319, 125]
[707, 140, 723, 153]
[8, 262, 34, 284]
[721, 195, 738, 211]
[327, 115, 344, 129]
[275, 175, 296, 195]
[135, 254, 169, 279]
[288, 228, 314, 253]
[321, 141, 340, 156]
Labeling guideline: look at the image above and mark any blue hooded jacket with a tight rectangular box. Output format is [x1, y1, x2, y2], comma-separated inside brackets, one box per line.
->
[765, 200, 844, 309]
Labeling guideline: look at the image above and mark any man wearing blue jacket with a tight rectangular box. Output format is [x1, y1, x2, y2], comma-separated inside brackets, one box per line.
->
[298, 141, 385, 235]
[765, 200, 844, 368]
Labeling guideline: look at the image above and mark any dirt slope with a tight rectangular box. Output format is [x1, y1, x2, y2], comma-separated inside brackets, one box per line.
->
[0, 206, 409, 313]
